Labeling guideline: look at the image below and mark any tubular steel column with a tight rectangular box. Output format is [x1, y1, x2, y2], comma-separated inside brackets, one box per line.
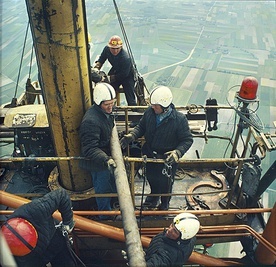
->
[25, 0, 92, 191]
[110, 125, 146, 267]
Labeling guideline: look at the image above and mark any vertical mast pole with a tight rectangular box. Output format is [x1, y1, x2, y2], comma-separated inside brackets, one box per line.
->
[25, 0, 92, 191]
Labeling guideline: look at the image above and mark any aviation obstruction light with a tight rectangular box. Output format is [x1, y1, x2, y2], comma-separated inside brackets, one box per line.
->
[237, 76, 258, 102]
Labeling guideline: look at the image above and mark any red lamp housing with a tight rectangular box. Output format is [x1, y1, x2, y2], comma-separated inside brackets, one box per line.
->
[238, 76, 258, 101]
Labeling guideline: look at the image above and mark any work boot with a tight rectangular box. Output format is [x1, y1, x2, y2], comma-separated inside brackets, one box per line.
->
[160, 196, 170, 210]
[157, 203, 169, 211]
[143, 196, 159, 208]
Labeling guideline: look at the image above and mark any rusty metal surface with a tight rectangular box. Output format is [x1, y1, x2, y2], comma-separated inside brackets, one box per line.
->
[185, 170, 229, 210]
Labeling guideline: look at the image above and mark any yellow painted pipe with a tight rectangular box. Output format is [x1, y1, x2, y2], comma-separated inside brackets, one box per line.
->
[25, 0, 92, 191]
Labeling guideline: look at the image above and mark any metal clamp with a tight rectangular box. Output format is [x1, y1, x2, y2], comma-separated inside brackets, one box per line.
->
[162, 162, 172, 179]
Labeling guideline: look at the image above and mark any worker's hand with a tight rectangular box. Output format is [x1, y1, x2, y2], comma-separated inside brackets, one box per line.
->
[164, 150, 181, 164]
[91, 67, 100, 73]
[120, 134, 135, 150]
[101, 74, 110, 83]
[63, 219, 75, 233]
[107, 158, 117, 172]
[93, 61, 102, 70]
[91, 68, 102, 83]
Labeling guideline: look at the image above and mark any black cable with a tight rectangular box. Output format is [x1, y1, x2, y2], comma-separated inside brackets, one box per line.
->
[28, 45, 34, 79]
[63, 231, 87, 267]
[112, 0, 136, 70]
[139, 155, 147, 234]
[14, 22, 30, 99]
[223, 110, 239, 171]
[112, 0, 150, 96]
[67, 241, 86, 267]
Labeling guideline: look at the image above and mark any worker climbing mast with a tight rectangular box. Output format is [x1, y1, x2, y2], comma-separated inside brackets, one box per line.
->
[112, 0, 149, 106]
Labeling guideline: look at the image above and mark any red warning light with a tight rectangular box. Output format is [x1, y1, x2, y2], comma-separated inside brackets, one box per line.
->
[238, 77, 258, 101]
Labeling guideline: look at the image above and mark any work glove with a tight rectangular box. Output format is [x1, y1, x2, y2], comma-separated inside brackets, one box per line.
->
[120, 134, 135, 150]
[107, 158, 117, 173]
[91, 68, 102, 83]
[98, 71, 109, 83]
[101, 74, 110, 83]
[62, 219, 75, 234]
[164, 150, 181, 165]
[91, 67, 100, 73]
[93, 61, 102, 70]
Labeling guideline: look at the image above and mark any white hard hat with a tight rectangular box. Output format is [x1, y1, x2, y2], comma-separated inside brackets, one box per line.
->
[150, 86, 173, 108]
[173, 213, 200, 240]
[93, 83, 116, 105]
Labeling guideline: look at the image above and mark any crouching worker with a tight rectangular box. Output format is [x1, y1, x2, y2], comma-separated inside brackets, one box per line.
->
[145, 213, 200, 267]
[1, 188, 77, 267]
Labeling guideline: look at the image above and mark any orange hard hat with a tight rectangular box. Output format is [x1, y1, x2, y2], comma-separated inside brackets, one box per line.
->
[108, 35, 123, 48]
[1, 217, 38, 256]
